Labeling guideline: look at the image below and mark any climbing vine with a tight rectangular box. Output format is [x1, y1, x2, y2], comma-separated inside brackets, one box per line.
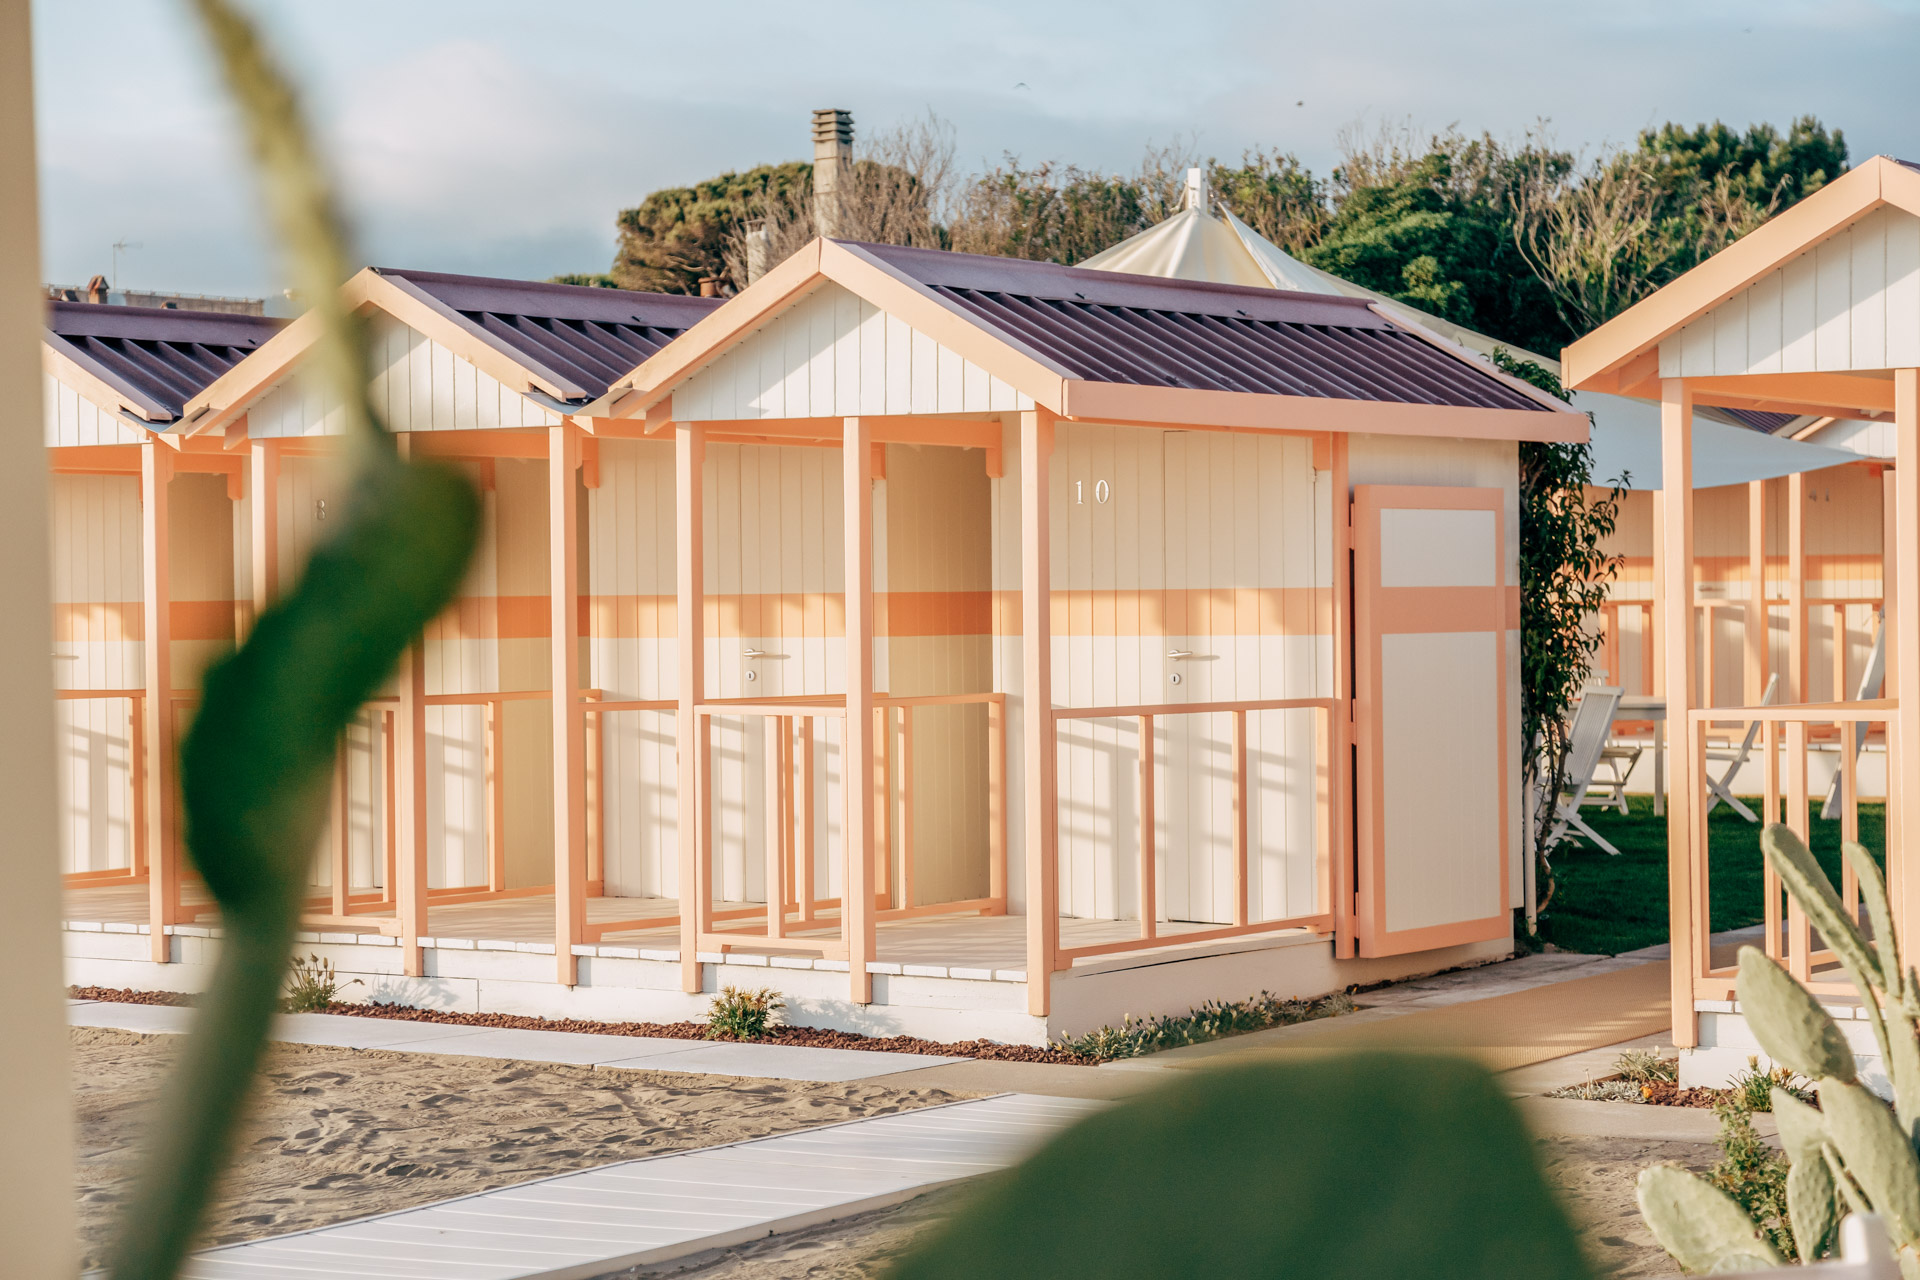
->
[1493, 349, 1624, 921]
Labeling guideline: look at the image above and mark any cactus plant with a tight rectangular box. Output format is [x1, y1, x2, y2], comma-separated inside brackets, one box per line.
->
[1637, 824, 1920, 1273]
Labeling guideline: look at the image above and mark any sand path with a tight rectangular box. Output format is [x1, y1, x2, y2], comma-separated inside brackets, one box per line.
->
[72, 1026, 974, 1272]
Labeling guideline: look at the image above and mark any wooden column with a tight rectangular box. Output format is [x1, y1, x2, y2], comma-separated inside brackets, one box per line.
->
[140, 440, 175, 964]
[1745, 479, 1767, 708]
[1659, 381, 1699, 1048]
[1789, 471, 1808, 703]
[393, 435, 429, 976]
[1651, 495, 1667, 697]
[675, 421, 705, 995]
[1894, 370, 1920, 964]
[1020, 408, 1058, 1017]
[550, 421, 587, 985]
[1331, 434, 1357, 953]
[843, 417, 877, 1004]
[248, 436, 278, 629]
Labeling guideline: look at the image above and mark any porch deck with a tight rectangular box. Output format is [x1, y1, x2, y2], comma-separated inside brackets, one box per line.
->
[63, 884, 1242, 975]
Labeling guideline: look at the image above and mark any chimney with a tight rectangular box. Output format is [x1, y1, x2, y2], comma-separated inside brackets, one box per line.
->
[1185, 167, 1208, 213]
[811, 108, 853, 239]
[744, 218, 770, 286]
[85, 273, 109, 304]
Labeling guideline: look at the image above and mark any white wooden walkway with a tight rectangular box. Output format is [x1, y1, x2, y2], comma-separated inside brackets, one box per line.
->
[174, 1093, 1101, 1280]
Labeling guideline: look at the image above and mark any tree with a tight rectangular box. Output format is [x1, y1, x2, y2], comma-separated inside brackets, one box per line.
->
[1513, 117, 1847, 333]
[1207, 148, 1327, 254]
[1301, 127, 1574, 357]
[610, 161, 809, 294]
[948, 143, 1191, 263]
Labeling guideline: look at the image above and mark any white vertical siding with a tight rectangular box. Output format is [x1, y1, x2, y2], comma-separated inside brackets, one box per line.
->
[1661, 206, 1920, 376]
[249, 316, 561, 438]
[673, 283, 1035, 421]
[44, 372, 148, 447]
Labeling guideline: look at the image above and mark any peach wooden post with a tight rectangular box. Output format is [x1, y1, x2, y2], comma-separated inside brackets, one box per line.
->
[140, 439, 176, 963]
[1659, 381, 1699, 1047]
[1746, 480, 1766, 709]
[1894, 369, 1920, 963]
[1331, 432, 1357, 952]
[1788, 470, 1808, 854]
[483, 699, 504, 891]
[392, 437, 429, 976]
[248, 435, 278, 633]
[843, 416, 877, 1002]
[549, 421, 587, 985]
[675, 420, 705, 995]
[1021, 407, 1058, 1017]
[1138, 713, 1155, 940]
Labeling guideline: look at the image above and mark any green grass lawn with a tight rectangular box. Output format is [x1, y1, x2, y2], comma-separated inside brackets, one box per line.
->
[1536, 796, 1885, 956]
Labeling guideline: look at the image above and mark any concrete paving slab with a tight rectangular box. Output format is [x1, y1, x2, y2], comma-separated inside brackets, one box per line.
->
[70, 1001, 191, 1035]
[369, 1026, 703, 1066]
[599, 1040, 961, 1082]
[270, 1014, 496, 1051]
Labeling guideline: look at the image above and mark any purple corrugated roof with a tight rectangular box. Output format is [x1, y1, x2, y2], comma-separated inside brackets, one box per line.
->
[46, 301, 282, 423]
[379, 268, 722, 402]
[851, 242, 1549, 412]
[1713, 406, 1802, 434]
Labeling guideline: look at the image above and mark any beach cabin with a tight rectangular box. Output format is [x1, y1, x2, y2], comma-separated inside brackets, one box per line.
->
[1084, 167, 1891, 810]
[1563, 154, 1920, 1085]
[54, 240, 1583, 1045]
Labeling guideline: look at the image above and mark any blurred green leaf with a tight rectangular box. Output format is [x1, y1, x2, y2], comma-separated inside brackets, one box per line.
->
[886, 1055, 1592, 1280]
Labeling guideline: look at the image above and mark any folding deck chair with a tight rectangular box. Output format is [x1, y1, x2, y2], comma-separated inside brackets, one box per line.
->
[1546, 685, 1625, 856]
[1703, 673, 1778, 822]
[1822, 610, 1886, 820]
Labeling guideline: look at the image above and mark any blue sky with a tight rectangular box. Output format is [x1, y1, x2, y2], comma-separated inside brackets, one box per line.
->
[31, 0, 1920, 299]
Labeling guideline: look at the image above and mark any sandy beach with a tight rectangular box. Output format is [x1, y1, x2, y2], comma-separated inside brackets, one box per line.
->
[72, 1027, 974, 1272]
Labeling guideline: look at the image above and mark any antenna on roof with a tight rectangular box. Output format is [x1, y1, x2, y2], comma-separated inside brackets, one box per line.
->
[1184, 167, 1208, 214]
[111, 238, 141, 289]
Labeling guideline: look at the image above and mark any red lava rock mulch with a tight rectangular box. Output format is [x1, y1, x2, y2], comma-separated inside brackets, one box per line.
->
[1635, 1081, 1731, 1108]
[68, 985, 1096, 1065]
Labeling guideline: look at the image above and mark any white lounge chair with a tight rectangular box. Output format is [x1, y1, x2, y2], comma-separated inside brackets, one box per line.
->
[1546, 685, 1625, 856]
[1822, 610, 1886, 820]
[1703, 673, 1779, 823]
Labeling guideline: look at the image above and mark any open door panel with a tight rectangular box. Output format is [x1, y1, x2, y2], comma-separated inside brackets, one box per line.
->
[1351, 484, 1510, 957]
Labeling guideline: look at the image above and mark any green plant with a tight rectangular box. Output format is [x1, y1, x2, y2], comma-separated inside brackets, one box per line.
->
[1052, 990, 1354, 1061]
[1636, 824, 1919, 1271]
[1725, 1054, 1816, 1114]
[101, 5, 480, 1278]
[1615, 1048, 1679, 1085]
[1707, 1097, 1797, 1260]
[706, 985, 784, 1040]
[282, 953, 359, 1013]
[884, 1054, 1592, 1280]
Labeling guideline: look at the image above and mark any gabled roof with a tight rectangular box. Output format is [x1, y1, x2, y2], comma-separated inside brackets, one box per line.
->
[598, 238, 1582, 442]
[1563, 154, 1920, 397]
[375, 269, 721, 402]
[180, 268, 722, 437]
[44, 301, 283, 427]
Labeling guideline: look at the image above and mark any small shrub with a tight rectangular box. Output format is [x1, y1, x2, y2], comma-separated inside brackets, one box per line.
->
[706, 985, 784, 1040]
[1613, 1048, 1678, 1085]
[1724, 1054, 1812, 1112]
[282, 953, 359, 1013]
[1706, 1097, 1795, 1259]
[1053, 990, 1354, 1061]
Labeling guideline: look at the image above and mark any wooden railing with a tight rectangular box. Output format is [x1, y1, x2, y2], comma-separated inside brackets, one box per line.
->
[687, 691, 1009, 960]
[1047, 697, 1339, 967]
[1685, 700, 1893, 1002]
[1596, 595, 1884, 705]
[55, 689, 147, 887]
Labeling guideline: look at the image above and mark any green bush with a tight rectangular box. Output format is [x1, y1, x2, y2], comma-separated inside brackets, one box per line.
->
[706, 985, 784, 1040]
[281, 953, 357, 1013]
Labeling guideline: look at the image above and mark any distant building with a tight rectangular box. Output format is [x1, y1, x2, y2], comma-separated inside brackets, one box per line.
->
[43, 273, 266, 315]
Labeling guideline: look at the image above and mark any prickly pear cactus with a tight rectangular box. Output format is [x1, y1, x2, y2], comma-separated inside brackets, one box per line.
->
[1639, 824, 1920, 1274]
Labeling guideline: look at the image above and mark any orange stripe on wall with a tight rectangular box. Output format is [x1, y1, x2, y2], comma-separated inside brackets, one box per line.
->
[53, 601, 236, 643]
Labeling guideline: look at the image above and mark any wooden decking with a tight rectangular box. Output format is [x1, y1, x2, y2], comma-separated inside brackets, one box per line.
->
[63, 885, 1241, 973]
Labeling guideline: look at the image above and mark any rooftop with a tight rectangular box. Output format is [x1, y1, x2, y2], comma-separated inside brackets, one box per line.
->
[45, 301, 283, 423]
[852, 242, 1550, 412]
[376, 268, 723, 403]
